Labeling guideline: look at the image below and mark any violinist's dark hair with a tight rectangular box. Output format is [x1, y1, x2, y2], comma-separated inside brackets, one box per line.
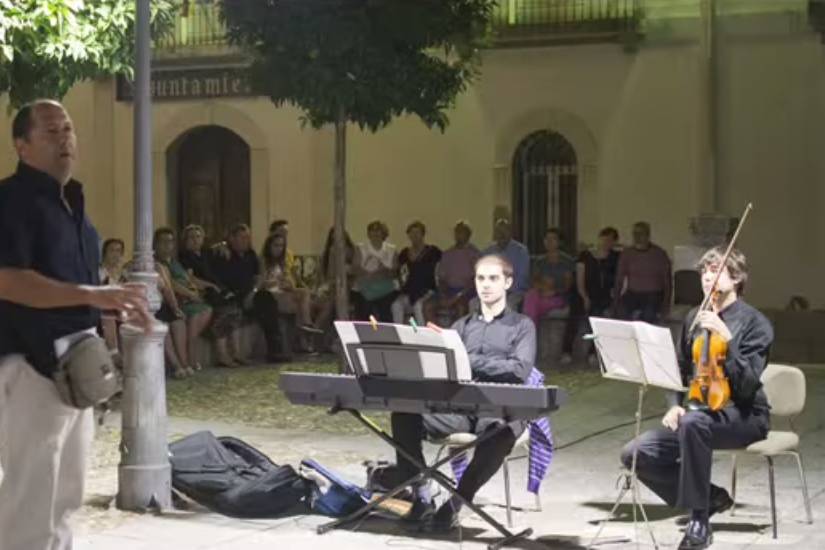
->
[697, 246, 748, 294]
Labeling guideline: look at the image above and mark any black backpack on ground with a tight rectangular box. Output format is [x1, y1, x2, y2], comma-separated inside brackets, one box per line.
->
[169, 431, 309, 518]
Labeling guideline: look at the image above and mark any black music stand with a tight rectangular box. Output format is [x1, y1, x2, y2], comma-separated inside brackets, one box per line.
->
[585, 317, 686, 550]
[316, 336, 533, 550]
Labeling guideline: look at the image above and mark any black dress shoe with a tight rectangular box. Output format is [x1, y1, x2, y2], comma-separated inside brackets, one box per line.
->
[402, 498, 435, 523]
[678, 520, 713, 550]
[421, 500, 460, 533]
[709, 485, 734, 518]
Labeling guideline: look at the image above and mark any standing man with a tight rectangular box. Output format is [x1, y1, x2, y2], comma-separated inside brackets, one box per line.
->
[0, 99, 150, 550]
[483, 218, 530, 309]
[614, 221, 672, 324]
[620, 246, 772, 550]
[391, 254, 536, 531]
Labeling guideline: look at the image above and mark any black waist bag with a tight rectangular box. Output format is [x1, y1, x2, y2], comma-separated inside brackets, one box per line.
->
[169, 431, 308, 518]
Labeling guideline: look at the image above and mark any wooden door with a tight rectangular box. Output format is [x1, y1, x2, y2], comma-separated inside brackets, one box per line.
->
[177, 126, 250, 243]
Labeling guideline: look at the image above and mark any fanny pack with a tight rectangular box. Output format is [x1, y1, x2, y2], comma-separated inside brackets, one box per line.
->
[53, 333, 120, 409]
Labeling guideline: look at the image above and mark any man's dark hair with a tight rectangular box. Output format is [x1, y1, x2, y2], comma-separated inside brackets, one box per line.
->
[599, 226, 619, 240]
[269, 219, 288, 234]
[152, 227, 176, 251]
[545, 227, 562, 238]
[101, 238, 125, 258]
[633, 221, 651, 234]
[367, 220, 389, 240]
[229, 223, 250, 237]
[406, 220, 426, 235]
[12, 99, 62, 141]
[454, 220, 472, 234]
[697, 245, 748, 294]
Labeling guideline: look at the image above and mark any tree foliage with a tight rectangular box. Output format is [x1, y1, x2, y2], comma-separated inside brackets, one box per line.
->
[220, 0, 496, 131]
[0, 0, 176, 107]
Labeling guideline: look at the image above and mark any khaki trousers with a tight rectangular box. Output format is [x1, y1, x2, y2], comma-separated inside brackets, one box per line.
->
[0, 354, 93, 550]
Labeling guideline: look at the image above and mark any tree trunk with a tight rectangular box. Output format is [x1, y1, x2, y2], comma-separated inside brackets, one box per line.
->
[333, 110, 349, 322]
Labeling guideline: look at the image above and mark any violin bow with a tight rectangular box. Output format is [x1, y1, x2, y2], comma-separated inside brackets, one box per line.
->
[688, 202, 754, 333]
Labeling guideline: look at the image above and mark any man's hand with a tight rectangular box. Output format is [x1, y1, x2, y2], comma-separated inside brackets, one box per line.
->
[696, 310, 732, 342]
[662, 405, 685, 431]
[211, 241, 231, 260]
[84, 283, 152, 331]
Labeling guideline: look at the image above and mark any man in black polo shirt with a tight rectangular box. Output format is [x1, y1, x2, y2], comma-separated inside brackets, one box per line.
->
[0, 99, 149, 550]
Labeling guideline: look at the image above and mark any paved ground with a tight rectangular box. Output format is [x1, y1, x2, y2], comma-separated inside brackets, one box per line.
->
[50, 365, 825, 548]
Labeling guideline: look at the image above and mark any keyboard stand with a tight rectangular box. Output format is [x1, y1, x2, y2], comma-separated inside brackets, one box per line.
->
[316, 409, 533, 550]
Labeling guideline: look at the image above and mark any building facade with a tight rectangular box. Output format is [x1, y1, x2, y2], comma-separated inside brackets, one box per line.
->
[0, 0, 822, 308]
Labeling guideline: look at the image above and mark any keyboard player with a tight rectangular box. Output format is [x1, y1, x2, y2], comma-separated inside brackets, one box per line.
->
[391, 253, 537, 531]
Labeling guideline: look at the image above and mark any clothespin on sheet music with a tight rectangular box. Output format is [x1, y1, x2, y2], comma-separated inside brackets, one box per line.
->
[426, 322, 442, 333]
[368, 315, 379, 331]
[408, 317, 418, 332]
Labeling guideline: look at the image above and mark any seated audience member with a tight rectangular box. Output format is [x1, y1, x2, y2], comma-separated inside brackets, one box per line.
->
[483, 218, 530, 308]
[269, 218, 305, 286]
[99, 237, 127, 352]
[259, 233, 322, 348]
[317, 227, 356, 328]
[614, 221, 672, 324]
[153, 230, 196, 378]
[354, 220, 398, 322]
[572, 226, 620, 365]
[211, 223, 288, 362]
[179, 224, 245, 366]
[154, 227, 214, 370]
[391, 254, 536, 531]
[426, 220, 479, 323]
[392, 220, 441, 325]
[523, 228, 575, 330]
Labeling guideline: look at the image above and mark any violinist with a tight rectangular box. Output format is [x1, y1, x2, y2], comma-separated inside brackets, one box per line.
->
[619, 246, 773, 550]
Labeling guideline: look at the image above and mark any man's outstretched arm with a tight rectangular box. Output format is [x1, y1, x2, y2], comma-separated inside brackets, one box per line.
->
[0, 268, 151, 329]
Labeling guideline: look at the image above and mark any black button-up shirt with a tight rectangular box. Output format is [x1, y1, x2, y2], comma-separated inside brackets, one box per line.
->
[0, 162, 101, 377]
[451, 306, 536, 384]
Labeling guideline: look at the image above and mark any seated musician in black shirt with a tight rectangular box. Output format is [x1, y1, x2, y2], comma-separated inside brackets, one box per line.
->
[620, 246, 773, 550]
[391, 253, 536, 531]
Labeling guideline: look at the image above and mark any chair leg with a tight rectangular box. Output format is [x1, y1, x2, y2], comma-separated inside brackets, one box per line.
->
[503, 458, 513, 528]
[730, 453, 738, 516]
[792, 452, 814, 524]
[767, 456, 778, 539]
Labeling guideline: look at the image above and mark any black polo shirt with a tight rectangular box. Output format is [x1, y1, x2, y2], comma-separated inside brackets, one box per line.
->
[0, 162, 101, 377]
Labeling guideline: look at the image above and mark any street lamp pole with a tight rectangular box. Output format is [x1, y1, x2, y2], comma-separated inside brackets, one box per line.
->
[117, 0, 172, 512]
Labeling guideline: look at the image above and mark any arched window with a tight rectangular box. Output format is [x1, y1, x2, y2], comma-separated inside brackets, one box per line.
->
[512, 130, 578, 254]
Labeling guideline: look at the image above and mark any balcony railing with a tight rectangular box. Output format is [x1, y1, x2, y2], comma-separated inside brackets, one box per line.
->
[491, 0, 642, 46]
[154, 0, 642, 55]
[154, 1, 231, 54]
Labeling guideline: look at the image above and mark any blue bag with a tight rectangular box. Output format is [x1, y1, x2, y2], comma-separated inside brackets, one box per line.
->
[299, 458, 371, 517]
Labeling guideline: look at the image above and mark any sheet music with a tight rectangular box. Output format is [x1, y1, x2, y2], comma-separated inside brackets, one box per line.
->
[589, 317, 686, 392]
[334, 321, 471, 381]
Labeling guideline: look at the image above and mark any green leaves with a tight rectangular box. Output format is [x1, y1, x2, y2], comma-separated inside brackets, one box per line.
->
[219, 0, 495, 133]
[0, 0, 177, 108]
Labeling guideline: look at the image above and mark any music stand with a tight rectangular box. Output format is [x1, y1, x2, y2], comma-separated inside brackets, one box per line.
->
[586, 317, 686, 550]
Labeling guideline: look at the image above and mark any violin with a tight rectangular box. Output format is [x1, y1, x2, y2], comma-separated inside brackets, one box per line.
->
[686, 204, 753, 412]
[687, 290, 731, 411]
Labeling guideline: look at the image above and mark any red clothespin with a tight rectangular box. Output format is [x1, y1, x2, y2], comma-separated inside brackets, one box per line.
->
[426, 322, 442, 333]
